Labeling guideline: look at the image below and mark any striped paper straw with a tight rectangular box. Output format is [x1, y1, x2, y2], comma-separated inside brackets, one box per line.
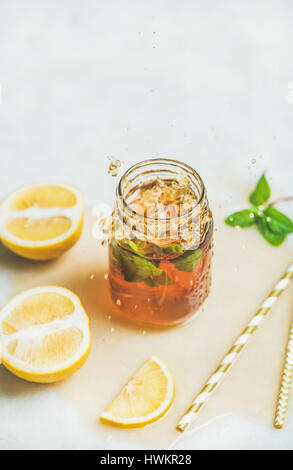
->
[177, 262, 293, 433]
[274, 315, 293, 429]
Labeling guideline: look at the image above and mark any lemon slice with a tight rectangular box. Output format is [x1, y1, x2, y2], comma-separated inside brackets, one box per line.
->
[0, 182, 84, 260]
[100, 356, 175, 428]
[0, 286, 91, 383]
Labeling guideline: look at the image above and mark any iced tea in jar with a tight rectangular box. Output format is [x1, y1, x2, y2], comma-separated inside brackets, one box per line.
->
[108, 158, 213, 326]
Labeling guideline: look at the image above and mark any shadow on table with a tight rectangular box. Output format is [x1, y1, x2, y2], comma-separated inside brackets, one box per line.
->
[0, 366, 50, 398]
[0, 243, 57, 275]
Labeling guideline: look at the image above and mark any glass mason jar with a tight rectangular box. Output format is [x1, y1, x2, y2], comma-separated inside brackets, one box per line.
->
[108, 158, 213, 326]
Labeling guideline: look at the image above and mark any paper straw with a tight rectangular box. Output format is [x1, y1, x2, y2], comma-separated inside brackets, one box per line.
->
[274, 315, 293, 429]
[177, 262, 293, 433]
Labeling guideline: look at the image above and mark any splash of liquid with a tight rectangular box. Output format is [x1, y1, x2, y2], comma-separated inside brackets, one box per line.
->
[108, 157, 123, 177]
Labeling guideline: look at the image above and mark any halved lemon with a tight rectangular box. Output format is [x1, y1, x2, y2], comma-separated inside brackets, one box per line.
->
[0, 182, 84, 260]
[100, 356, 175, 428]
[0, 286, 91, 383]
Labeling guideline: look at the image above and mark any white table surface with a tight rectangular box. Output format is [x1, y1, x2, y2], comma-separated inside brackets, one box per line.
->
[0, 0, 293, 450]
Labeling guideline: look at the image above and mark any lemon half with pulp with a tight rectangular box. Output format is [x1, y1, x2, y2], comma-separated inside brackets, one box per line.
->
[0, 182, 84, 260]
[0, 286, 91, 383]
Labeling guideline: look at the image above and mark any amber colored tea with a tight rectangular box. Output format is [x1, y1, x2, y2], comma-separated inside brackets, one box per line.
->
[108, 160, 213, 326]
[109, 227, 213, 326]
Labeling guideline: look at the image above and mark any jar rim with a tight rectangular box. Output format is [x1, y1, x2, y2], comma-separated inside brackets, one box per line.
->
[116, 157, 206, 222]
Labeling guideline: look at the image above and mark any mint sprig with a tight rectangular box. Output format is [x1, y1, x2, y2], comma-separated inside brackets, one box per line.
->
[249, 172, 271, 206]
[111, 241, 173, 287]
[113, 238, 203, 283]
[160, 244, 182, 254]
[263, 206, 293, 235]
[256, 216, 286, 246]
[170, 248, 202, 272]
[225, 172, 293, 246]
[225, 208, 257, 228]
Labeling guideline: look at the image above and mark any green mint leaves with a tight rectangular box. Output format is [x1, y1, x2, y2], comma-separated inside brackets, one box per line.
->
[160, 244, 182, 254]
[170, 248, 202, 272]
[225, 172, 293, 246]
[249, 172, 271, 206]
[111, 241, 173, 287]
[225, 208, 257, 228]
[111, 239, 204, 286]
[264, 206, 293, 235]
[256, 216, 286, 246]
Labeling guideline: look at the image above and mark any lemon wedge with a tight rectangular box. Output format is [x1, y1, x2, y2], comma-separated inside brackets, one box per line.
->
[0, 286, 91, 383]
[0, 182, 84, 260]
[100, 356, 175, 428]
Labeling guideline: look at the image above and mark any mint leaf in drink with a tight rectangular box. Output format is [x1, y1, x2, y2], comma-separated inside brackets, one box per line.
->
[225, 209, 257, 227]
[160, 244, 182, 254]
[123, 240, 140, 253]
[144, 271, 173, 287]
[111, 241, 173, 286]
[123, 239, 157, 258]
[263, 207, 293, 235]
[171, 248, 202, 272]
[256, 215, 286, 246]
[249, 172, 271, 206]
[122, 238, 183, 258]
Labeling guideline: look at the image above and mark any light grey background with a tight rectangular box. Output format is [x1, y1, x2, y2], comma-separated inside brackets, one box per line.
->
[0, 0, 292, 450]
